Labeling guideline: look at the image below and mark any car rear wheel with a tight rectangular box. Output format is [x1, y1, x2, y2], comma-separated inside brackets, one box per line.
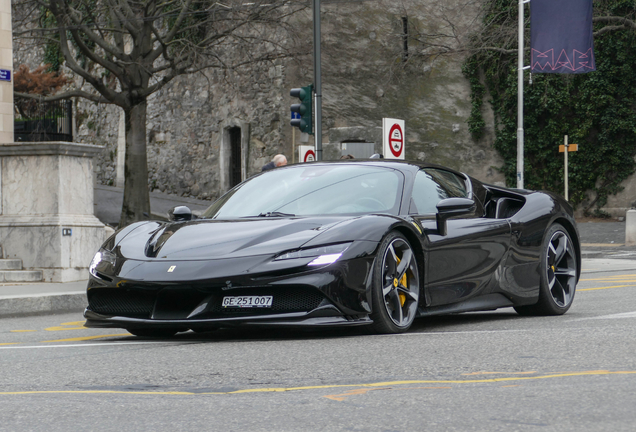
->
[126, 328, 181, 338]
[514, 223, 578, 316]
[370, 232, 420, 334]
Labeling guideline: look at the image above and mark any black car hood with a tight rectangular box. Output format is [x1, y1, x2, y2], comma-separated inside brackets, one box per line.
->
[116, 217, 352, 260]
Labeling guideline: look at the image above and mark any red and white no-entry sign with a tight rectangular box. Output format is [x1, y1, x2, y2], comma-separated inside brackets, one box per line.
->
[299, 145, 316, 163]
[382, 118, 405, 159]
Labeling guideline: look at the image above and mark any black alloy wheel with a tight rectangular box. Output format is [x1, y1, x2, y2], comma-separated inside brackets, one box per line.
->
[370, 231, 420, 333]
[515, 223, 578, 316]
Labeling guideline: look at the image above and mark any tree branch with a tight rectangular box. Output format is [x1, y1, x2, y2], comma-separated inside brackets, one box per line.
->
[15, 90, 112, 104]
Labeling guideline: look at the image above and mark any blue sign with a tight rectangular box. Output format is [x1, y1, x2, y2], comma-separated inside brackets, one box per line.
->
[291, 110, 300, 120]
[531, 0, 595, 74]
[0, 69, 10, 82]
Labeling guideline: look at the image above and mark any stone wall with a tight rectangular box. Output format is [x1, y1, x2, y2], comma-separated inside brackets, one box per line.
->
[15, 0, 508, 206]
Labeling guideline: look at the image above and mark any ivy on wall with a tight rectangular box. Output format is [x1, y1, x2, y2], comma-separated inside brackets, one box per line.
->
[40, 9, 63, 72]
[464, 0, 636, 215]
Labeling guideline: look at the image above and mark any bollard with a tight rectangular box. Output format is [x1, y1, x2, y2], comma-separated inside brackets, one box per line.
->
[626, 210, 636, 246]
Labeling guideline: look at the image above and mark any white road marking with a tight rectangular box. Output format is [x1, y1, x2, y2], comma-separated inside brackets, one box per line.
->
[388, 329, 528, 336]
[571, 311, 636, 321]
[0, 341, 193, 349]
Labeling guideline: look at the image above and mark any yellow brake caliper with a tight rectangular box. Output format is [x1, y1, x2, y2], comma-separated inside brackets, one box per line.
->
[395, 256, 408, 307]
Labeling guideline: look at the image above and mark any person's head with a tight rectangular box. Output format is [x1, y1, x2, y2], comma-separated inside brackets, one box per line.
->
[340, 154, 355, 159]
[273, 154, 287, 167]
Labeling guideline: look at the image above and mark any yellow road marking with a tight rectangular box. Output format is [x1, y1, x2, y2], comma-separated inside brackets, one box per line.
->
[0, 343, 20, 346]
[579, 284, 636, 291]
[10, 330, 36, 333]
[581, 275, 636, 281]
[45, 326, 87, 331]
[582, 281, 636, 284]
[324, 386, 450, 401]
[403, 386, 451, 390]
[0, 370, 631, 397]
[580, 279, 636, 283]
[42, 334, 131, 343]
[324, 387, 390, 401]
[45, 321, 88, 331]
[462, 371, 537, 376]
[0, 390, 200, 395]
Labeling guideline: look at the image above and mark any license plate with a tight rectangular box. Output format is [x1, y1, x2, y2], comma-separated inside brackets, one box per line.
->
[222, 295, 273, 308]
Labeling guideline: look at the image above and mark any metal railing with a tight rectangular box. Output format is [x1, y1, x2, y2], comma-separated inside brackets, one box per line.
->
[14, 100, 72, 142]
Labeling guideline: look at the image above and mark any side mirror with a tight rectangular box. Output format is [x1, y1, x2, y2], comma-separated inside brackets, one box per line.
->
[168, 206, 192, 221]
[435, 197, 475, 236]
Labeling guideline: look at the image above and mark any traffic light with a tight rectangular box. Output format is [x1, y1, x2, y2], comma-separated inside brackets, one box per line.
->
[290, 84, 313, 134]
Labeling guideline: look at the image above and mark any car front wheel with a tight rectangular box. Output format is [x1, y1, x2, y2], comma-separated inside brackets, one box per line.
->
[370, 232, 420, 334]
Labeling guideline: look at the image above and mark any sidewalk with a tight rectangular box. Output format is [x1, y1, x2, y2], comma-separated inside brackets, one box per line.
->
[1, 217, 634, 318]
[95, 184, 211, 227]
[0, 281, 87, 317]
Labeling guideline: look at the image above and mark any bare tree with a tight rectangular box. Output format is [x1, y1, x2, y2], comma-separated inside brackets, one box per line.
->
[403, 0, 636, 61]
[14, 0, 306, 227]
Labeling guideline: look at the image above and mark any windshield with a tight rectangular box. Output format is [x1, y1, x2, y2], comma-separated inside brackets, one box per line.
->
[202, 164, 404, 219]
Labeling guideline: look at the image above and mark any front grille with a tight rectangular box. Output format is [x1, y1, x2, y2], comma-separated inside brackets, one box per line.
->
[87, 285, 327, 319]
[88, 288, 156, 318]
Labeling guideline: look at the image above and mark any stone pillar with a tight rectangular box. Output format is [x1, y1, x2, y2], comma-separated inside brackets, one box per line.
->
[0, 0, 13, 143]
[626, 209, 636, 246]
[0, 142, 108, 282]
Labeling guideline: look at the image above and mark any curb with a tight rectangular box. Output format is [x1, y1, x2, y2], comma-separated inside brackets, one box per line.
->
[0, 292, 86, 318]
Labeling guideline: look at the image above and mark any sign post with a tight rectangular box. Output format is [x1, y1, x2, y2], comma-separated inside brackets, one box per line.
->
[291, 111, 300, 163]
[313, 0, 322, 160]
[382, 118, 405, 160]
[559, 135, 579, 201]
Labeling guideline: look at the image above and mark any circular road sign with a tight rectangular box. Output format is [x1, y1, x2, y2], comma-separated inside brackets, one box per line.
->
[304, 149, 316, 162]
[388, 124, 404, 158]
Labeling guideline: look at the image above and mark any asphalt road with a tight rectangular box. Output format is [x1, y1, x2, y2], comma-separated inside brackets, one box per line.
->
[1, 267, 636, 431]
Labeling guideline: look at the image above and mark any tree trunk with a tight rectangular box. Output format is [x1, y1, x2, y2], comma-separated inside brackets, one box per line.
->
[119, 99, 151, 227]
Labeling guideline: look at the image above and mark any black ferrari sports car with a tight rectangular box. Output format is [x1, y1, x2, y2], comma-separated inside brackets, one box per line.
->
[84, 160, 580, 336]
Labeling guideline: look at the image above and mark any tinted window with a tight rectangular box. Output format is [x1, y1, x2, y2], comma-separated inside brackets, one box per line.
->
[410, 168, 468, 214]
[203, 165, 403, 219]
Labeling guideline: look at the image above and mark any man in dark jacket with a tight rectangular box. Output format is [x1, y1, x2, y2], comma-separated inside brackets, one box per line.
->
[262, 154, 287, 171]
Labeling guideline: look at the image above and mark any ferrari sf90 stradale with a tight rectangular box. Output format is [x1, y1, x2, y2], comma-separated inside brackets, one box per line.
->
[85, 161, 580, 336]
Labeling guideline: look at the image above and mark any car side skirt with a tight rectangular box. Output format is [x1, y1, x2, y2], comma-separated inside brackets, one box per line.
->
[416, 293, 525, 317]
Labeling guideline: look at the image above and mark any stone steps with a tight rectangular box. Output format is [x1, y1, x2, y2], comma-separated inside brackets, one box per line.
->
[0, 259, 43, 283]
[0, 259, 22, 270]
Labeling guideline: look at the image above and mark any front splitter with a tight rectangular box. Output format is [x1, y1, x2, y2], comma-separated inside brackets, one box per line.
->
[84, 309, 372, 329]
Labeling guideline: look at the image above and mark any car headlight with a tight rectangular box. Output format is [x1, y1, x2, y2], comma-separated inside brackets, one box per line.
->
[275, 243, 351, 266]
[89, 248, 117, 277]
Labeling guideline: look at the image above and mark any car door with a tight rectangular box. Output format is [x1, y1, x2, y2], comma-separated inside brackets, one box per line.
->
[409, 168, 510, 306]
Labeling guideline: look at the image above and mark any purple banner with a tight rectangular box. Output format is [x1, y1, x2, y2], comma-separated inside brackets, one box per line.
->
[531, 0, 595, 74]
